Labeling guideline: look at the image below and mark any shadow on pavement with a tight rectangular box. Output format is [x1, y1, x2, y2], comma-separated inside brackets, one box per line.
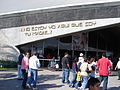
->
[108, 87, 120, 90]
[100, 87, 120, 90]
[38, 74, 61, 83]
[0, 78, 23, 90]
[37, 84, 64, 90]
[0, 72, 62, 90]
[0, 73, 17, 78]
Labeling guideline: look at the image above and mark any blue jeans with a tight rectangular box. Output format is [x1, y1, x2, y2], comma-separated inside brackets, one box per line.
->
[28, 69, 38, 88]
[89, 72, 95, 78]
[99, 75, 108, 90]
[118, 69, 120, 79]
[18, 65, 22, 79]
[80, 76, 89, 89]
[74, 81, 81, 89]
[62, 68, 70, 84]
[69, 72, 77, 86]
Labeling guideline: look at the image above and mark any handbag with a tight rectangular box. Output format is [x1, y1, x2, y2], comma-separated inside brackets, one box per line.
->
[76, 71, 82, 81]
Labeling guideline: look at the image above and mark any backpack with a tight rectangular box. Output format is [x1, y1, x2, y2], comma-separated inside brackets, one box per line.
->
[77, 62, 82, 70]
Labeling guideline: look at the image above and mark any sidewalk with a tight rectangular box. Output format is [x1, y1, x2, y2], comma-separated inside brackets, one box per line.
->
[0, 68, 120, 90]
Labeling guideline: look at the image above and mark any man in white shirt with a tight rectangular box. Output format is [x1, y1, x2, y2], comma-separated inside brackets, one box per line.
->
[115, 57, 120, 80]
[28, 52, 40, 89]
[77, 53, 84, 68]
[78, 53, 84, 63]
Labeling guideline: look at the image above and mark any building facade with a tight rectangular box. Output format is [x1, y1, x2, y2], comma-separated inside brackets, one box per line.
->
[0, 1, 120, 61]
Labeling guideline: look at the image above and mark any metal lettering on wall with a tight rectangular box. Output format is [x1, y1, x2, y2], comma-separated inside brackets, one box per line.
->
[20, 21, 96, 37]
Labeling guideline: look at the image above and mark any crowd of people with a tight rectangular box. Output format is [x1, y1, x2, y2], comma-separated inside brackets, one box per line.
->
[17, 51, 40, 89]
[61, 52, 120, 90]
[17, 51, 120, 90]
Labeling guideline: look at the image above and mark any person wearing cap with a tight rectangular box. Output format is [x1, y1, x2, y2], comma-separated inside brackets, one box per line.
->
[77, 53, 84, 69]
[78, 53, 84, 64]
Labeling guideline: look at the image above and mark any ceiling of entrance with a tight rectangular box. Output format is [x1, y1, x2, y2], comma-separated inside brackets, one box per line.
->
[90, 25, 120, 53]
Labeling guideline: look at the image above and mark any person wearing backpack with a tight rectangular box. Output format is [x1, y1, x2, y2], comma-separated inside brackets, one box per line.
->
[69, 56, 78, 88]
[79, 58, 92, 90]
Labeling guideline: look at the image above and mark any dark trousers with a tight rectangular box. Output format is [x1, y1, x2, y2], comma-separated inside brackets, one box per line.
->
[22, 69, 28, 88]
[118, 69, 120, 79]
[99, 75, 108, 90]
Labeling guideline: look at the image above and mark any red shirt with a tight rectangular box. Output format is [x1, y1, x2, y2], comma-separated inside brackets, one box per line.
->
[47, 55, 51, 59]
[97, 57, 112, 76]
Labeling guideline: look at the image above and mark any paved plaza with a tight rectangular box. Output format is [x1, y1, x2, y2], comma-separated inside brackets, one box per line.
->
[0, 68, 120, 90]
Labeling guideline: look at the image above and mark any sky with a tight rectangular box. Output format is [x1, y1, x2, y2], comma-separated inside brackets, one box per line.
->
[0, 0, 120, 15]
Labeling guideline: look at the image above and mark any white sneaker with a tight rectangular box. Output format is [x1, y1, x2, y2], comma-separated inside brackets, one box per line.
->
[32, 87, 38, 90]
[78, 87, 85, 90]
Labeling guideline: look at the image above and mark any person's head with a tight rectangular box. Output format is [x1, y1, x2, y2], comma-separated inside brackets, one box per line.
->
[119, 57, 120, 61]
[52, 56, 56, 61]
[53, 56, 55, 59]
[102, 53, 106, 58]
[32, 52, 37, 56]
[80, 53, 84, 57]
[72, 56, 78, 62]
[64, 52, 69, 58]
[84, 57, 88, 62]
[24, 52, 30, 57]
[90, 58, 95, 63]
[88, 77, 100, 90]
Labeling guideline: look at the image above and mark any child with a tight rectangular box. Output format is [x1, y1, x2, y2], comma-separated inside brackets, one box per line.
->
[88, 77, 100, 90]
[74, 71, 82, 89]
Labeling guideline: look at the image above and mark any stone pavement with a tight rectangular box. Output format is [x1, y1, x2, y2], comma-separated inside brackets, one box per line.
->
[0, 68, 120, 90]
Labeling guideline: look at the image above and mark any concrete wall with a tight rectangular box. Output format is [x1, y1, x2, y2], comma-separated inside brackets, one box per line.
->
[0, 2, 120, 29]
[1, 0, 120, 14]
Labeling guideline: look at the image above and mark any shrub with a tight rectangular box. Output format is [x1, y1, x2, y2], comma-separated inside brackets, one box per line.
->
[0, 61, 17, 68]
